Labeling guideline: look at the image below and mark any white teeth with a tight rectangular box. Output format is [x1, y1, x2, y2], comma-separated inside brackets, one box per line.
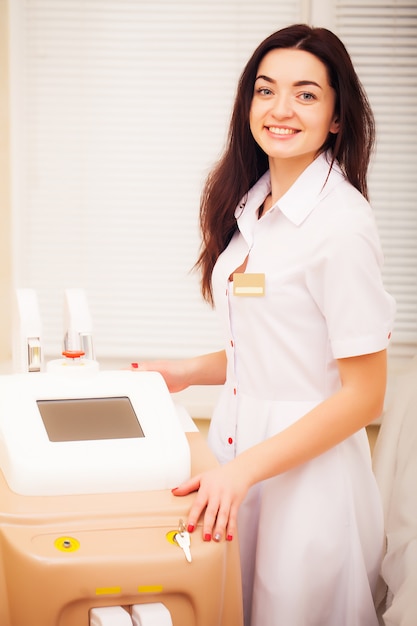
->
[269, 127, 297, 135]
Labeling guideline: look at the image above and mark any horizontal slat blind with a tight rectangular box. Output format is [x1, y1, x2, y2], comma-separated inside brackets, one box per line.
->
[11, 1, 416, 361]
[10, 0, 301, 360]
[334, 0, 417, 358]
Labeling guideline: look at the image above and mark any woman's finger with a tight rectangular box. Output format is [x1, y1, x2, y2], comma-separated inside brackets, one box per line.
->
[171, 475, 201, 497]
[222, 500, 239, 542]
[201, 494, 223, 541]
[211, 498, 232, 542]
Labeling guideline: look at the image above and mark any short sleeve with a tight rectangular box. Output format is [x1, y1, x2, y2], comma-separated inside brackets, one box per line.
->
[306, 215, 396, 359]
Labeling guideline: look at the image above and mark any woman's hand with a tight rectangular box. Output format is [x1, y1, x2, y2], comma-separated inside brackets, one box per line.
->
[130, 359, 190, 393]
[130, 350, 227, 393]
[172, 460, 251, 542]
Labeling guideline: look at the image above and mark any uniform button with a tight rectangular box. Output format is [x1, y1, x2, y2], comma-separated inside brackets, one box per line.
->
[228, 437, 233, 445]
[388, 331, 392, 339]
[233, 388, 237, 395]
[230, 340, 234, 347]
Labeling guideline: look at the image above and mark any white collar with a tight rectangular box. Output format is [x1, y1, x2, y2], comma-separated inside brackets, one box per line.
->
[235, 152, 345, 227]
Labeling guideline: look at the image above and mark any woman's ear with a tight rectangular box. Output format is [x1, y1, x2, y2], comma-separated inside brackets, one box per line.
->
[330, 116, 340, 134]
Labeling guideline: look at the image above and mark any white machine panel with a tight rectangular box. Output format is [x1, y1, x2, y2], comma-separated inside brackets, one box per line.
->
[0, 370, 191, 496]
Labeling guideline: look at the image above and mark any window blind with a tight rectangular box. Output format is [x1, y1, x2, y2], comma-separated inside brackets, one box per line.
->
[333, 0, 417, 358]
[10, 0, 302, 360]
[10, 0, 417, 361]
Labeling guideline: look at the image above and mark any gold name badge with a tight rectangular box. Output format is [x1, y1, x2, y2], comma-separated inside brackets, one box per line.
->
[233, 273, 265, 297]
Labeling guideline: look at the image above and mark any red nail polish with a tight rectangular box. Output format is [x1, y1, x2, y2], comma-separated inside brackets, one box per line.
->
[171, 487, 178, 493]
[204, 533, 211, 542]
[187, 524, 195, 533]
[226, 534, 233, 542]
[131, 362, 139, 369]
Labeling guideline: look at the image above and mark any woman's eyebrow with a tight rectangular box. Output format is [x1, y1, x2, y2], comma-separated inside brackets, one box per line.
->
[255, 74, 275, 84]
[254, 75, 322, 90]
[294, 79, 322, 89]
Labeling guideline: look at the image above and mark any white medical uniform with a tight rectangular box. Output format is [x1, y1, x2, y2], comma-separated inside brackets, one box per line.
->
[207, 153, 396, 626]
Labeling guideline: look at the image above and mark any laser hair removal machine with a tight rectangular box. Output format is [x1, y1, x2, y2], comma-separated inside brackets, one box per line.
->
[0, 290, 243, 626]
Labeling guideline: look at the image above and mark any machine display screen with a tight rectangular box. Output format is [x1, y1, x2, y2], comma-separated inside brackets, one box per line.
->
[37, 396, 145, 442]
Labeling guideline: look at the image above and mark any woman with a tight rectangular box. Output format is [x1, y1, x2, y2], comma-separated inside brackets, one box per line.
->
[133, 25, 396, 626]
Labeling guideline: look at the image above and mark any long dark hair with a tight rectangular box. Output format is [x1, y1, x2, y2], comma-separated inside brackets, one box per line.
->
[197, 24, 375, 304]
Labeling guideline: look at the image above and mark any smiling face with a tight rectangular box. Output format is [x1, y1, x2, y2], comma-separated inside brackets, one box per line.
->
[249, 48, 340, 171]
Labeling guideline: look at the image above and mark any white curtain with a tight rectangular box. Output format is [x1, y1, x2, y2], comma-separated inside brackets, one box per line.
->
[9, 0, 302, 360]
[334, 0, 417, 358]
[9, 0, 417, 360]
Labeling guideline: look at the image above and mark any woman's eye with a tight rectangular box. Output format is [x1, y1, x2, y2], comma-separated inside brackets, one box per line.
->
[256, 87, 273, 96]
[299, 92, 316, 101]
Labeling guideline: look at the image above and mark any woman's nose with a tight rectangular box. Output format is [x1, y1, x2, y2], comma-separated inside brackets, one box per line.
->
[272, 94, 293, 119]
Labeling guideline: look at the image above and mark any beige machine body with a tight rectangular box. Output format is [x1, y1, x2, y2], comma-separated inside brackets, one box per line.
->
[0, 371, 243, 626]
